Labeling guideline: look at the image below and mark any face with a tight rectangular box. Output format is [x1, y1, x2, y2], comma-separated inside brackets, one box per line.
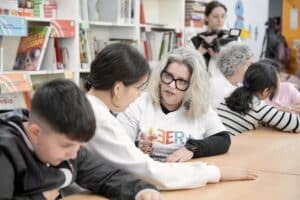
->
[27, 122, 83, 166]
[160, 62, 191, 111]
[206, 6, 227, 31]
[113, 74, 149, 112]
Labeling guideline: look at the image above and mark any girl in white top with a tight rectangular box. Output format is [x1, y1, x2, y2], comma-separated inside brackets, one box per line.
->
[117, 47, 230, 163]
[85, 43, 257, 190]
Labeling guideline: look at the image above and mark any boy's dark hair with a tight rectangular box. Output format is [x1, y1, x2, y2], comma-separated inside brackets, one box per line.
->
[204, 1, 227, 25]
[85, 43, 150, 91]
[30, 79, 96, 142]
[225, 61, 278, 115]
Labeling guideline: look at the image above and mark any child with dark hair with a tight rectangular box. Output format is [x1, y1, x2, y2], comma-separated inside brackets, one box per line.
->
[261, 58, 300, 114]
[217, 61, 300, 135]
[0, 79, 160, 200]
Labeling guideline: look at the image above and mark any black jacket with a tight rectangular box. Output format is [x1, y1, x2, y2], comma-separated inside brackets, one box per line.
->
[0, 109, 157, 200]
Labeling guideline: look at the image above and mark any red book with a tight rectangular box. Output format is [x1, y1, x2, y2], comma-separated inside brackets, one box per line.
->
[51, 20, 75, 38]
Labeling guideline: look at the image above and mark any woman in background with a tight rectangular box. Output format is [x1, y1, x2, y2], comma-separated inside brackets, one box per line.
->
[211, 42, 253, 108]
[190, 1, 228, 75]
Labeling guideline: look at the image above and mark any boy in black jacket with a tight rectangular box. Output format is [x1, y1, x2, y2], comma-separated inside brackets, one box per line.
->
[0, 79, 161, 200]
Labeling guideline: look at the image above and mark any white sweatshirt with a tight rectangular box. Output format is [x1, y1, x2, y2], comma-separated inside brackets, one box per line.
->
[210, 73, 236, 109]
[86, 95, 220, 190]
[117, 93, 225, 160]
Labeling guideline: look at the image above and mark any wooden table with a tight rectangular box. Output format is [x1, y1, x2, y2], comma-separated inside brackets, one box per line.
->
[200, 128, 300, 175]
[64, 128, 300, 200]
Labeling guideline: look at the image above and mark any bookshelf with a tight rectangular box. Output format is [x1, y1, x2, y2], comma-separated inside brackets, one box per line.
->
[0, 0, 186, 88]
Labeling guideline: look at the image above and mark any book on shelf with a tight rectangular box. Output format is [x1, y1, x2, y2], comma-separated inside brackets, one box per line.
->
[18, 0, 34, 17]
[141, 30, 179, 61]
[13, 26, 51, 71]
[0, 72, 32, 110]
[0, 15, 27, 36]
[0, 15, 28, 72]
[88, 0, 133, 24]
[51, 20, 75, 38]
[140, 0, 145, 24]
[0, 0, 19, 15]
[79, 26, 92, 69]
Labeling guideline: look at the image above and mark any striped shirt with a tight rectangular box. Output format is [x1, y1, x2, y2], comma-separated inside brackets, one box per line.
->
[216, 97, 300, 135]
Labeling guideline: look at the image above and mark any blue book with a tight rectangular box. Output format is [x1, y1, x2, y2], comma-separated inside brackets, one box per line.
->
[0, 15, 27, 36]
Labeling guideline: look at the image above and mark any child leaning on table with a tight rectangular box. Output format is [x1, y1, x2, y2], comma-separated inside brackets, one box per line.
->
[0, 79, 161, 200]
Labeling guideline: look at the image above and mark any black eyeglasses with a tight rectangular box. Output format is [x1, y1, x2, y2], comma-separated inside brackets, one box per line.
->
[160, 71, 190, 91]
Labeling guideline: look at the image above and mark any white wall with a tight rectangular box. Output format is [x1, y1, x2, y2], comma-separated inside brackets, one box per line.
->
[219, 0, 269, 60]
[269, 0, 282, 18]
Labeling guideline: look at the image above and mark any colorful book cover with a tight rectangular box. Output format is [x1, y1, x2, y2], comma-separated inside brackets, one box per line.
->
[51, 20, 75, 38]
[18, 0, 34, 16]
[0, 15, 27, 36]
[13, 26, 51, 71]
[0, 72, 32, 109]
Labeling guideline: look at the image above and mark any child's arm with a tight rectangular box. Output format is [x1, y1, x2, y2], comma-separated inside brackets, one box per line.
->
[75, 147, 160, 199]
[259, 105, 300, 133]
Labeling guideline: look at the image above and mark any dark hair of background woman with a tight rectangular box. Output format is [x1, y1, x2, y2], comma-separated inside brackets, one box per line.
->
[225, 61, 278, 115]
[205, 1, 227, 17]
[84, 43, 150, 91]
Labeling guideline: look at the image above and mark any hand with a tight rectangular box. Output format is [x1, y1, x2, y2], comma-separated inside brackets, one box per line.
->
[165, 147, 193, 162]
[43, 189, 59, 200]
[290, 103, 300, 114]
[219, 167, 258, 182]
[273, 102, 300, 114]
[136, 190, 162, 200]
[139, 133, 157, 154]
[197, 44, 208, 54]
[207, 48, 219, 59]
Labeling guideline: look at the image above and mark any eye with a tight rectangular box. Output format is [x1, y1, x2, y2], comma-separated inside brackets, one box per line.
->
[177, 79, 188, 86]
[164, 72, 173, 80]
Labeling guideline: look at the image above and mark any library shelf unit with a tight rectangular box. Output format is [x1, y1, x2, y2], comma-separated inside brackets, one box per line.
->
[0, 0, 186, 89]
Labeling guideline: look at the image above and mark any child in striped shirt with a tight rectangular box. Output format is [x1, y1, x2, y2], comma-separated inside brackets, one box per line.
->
[217, 61, 300, 135]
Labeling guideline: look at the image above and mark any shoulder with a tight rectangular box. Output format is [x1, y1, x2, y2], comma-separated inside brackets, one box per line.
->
[127, 92, 154, 111]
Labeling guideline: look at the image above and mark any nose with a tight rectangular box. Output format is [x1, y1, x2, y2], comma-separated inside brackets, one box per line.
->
[168, 80, 176, 89]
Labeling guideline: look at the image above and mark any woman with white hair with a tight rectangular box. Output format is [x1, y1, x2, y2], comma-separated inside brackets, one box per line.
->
[210, 42, 253, 108]
[117, 47, 231, 163]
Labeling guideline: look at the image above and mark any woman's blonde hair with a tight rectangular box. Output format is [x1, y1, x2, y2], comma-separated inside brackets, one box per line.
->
[147, 47, 211, 120]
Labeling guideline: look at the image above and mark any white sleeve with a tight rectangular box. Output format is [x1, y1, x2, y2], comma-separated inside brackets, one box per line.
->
[88, 117, 221, 190]
[203, 107, 226, 137]
[117, 94, 144, 142]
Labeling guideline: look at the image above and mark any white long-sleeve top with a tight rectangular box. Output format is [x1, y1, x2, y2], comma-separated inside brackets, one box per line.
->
[86, 95, 220, 190]
[210, 73, 236, 109]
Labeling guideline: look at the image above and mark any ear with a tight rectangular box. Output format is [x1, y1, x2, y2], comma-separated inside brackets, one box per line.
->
[262, 88, 271, 96]
[112, 81, 123, 98]
[26, 123, 42, 144]
[259, 88, 272, 99]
